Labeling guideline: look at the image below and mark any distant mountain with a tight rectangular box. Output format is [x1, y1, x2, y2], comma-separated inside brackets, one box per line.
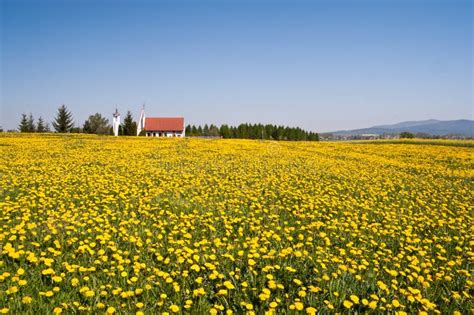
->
[371, 119, 441, 130]
[327, 119, 474, 136]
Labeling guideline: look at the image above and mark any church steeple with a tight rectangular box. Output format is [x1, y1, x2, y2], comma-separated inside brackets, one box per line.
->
[137, 104, 146, 136]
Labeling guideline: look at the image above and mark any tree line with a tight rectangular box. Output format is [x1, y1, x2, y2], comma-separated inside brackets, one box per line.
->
[18, 105, 137, 136]
[185, 123, 320, 141]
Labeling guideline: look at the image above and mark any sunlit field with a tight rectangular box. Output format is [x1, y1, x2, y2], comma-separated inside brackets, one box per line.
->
[0, 134, 472, 314]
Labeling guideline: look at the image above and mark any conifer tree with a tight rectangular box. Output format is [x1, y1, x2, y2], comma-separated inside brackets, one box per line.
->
[18, 114, 29, 132]
[37, 117, 46, 132]
[52, 105, 74, 133]
[122, 111, 137, 136]
[27, 113, 35, 132]
[185, 125, 192, 135]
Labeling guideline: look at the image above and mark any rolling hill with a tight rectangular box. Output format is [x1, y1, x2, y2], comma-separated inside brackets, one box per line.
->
[327, 119, 473, 136]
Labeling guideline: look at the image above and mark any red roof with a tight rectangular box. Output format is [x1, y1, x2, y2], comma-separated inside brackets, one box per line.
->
[144, 117, 184, 131]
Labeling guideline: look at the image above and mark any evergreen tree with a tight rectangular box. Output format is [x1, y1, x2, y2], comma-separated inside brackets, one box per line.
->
[308, 132, 319, 141]
[52, 105, 74, 133]
[219, 124, 231, 138]
[271, 128, 280, 140]
[265, 125, 273, 140]
[18, 114, 29, 132]
[37, 117, 46, 132]
[185, 125, 192, 136]
[237, 124, 248, 138]
[203, 124, 209, 136]
[122, 111, 137, 136]
[27, 113, 35, 132]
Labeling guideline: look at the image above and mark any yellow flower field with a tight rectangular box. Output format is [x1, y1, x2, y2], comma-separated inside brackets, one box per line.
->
[0, 134, 472, 314]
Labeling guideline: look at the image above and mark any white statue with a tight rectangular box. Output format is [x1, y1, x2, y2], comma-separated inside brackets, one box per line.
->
[112, 108, 120, 136]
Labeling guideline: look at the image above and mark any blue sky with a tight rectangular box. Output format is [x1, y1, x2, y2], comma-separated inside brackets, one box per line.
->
[1, 0, 472, 132]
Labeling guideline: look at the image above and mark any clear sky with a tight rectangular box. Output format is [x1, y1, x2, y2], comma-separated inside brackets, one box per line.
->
[1, 0, 472, 132]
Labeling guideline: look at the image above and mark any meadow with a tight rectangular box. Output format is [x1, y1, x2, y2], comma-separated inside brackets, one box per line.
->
[0, 134, 472, 314]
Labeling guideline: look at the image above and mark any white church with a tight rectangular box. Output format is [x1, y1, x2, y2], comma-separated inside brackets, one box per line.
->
[112, 107, 185, 137]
